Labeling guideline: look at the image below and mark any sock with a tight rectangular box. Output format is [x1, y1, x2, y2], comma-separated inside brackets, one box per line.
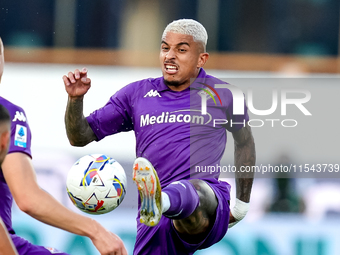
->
[161, 180, 199, 219]
[161, 192, 171, 213]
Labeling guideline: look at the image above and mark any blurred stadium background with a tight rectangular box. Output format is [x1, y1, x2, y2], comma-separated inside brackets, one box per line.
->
[1, 1, 340, 254]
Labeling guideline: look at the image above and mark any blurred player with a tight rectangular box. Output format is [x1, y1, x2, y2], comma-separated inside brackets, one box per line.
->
[63, 19, 255, 254]
[0, 104, 10, 165]
[0, 37, 127, 255]
[0, 104, 18, 255]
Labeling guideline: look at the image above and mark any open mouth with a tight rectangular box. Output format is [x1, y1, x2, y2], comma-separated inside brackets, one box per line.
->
[164, 64, 178, 74]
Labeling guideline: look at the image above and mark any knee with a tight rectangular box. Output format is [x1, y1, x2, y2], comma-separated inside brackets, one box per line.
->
[173, 180, 218, 235]
[188, 179, 218, 217]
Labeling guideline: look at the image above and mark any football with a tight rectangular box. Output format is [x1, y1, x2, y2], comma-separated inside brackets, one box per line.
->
[66, 154, 127, 214]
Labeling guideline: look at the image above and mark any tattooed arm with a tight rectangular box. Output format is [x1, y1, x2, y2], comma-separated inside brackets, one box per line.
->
[63, 68, 96, 146]
[228, 123, 256, 227]
[65, 97, 96, 146]
[232, 123, 256, 202]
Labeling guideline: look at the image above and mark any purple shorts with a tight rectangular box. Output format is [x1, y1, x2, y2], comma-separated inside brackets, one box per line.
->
[133, 179, 230, 255]
[11, 234, 69, 255]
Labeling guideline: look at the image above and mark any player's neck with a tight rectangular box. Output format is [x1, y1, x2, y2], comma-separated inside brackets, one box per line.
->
[167, 82, 190, 92]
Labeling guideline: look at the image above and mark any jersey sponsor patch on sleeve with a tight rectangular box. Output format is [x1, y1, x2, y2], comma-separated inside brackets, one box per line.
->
[14, 124, 27, 148]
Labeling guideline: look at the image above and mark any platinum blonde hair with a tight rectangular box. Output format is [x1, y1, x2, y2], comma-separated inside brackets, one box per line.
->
[162, 19, 208, 51]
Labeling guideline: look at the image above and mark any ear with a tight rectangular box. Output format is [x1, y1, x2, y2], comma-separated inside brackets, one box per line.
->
[197, 52, 209, 68]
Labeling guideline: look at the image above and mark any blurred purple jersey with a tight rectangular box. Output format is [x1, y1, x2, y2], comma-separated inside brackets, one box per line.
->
[87, 68, 248, 186]
[0, 97, 32, 234]
[0, 97, 68, 254]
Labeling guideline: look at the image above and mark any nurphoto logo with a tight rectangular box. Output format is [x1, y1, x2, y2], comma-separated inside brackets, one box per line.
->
[198, 82, 312, 128]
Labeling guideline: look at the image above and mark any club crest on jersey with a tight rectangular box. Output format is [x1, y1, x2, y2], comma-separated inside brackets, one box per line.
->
[12, 111, 27, 122]
[144, 89, 161, 98]
[14, 124, 27, 148]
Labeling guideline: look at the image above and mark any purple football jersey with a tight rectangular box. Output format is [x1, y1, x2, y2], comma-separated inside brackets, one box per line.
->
[0, 97, 69, 254]
[0, 97, 32, 234]
[87, 68, 248, 187]
[86, 68, 249, 254]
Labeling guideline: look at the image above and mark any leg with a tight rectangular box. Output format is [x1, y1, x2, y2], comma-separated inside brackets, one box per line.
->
[133, 165, 231, 254]
[172, 179, 218, 243]
[133, 157, 162, 226]
[133, 157, 218, 243]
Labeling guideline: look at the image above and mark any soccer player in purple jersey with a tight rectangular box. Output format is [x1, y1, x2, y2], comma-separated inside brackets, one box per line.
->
[0, 104, 10, 165]
[63, 19, 255, 254]
[0, 38, 127, 255]
[0, 105, 18, 255]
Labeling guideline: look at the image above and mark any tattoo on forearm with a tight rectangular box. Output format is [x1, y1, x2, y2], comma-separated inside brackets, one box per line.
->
[233, 125, 256, 202]
[65, 97, 95, 146]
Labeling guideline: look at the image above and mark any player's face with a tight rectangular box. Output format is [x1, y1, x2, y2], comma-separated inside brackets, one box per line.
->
[160, 32, 209, 91]
[0, 37, 4, 83]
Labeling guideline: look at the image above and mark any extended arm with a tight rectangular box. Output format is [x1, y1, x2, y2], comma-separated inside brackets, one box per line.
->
[63, 68, 96, 146]
[229, 124, 256, 227]
[2, 152, 127, 255]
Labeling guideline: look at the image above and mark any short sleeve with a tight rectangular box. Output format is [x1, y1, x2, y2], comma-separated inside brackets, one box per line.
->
[9, 109, 32, 158]
[86, 84, 134, 141]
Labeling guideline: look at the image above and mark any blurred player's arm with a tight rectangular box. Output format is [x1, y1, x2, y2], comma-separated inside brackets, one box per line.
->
[0, 217, 18, 255]
[229, 123, 255, 227]
[63, 68, 97, 147]
[2, 152, 127, 255]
